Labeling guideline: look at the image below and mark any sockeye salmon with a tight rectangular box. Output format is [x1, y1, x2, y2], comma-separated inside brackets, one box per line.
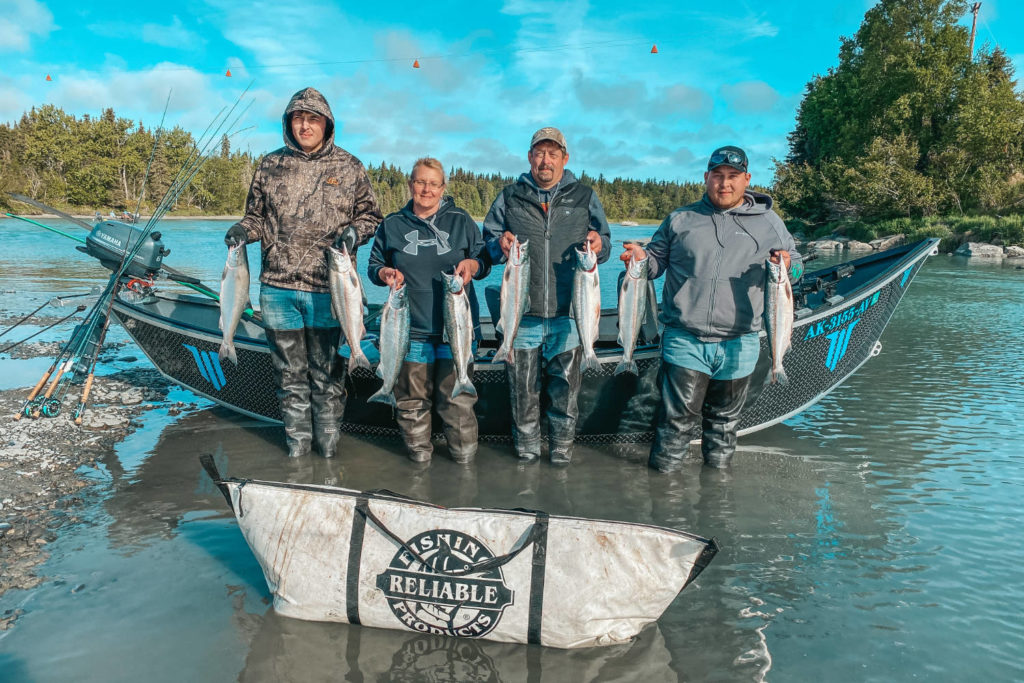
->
[493, 237, 530, 365]
[218, 242, 249, 365]
[573, 242, 601, 372]
[369, 284, 410, 407]
[327, 245, 371, 372]
[764, 258, 794, 385]
[442, 271, 477, 399]
[615, 252, 649, 375]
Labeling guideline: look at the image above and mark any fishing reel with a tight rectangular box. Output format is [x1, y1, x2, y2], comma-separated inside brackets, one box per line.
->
[40, 398, 62, 418]
[22, 398, 42, 418]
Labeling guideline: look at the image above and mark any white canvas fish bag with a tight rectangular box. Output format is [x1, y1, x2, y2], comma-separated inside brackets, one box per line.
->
[202, 457, 717, 649]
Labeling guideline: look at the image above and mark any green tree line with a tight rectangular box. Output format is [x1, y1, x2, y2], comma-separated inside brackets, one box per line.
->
[0, 104, 721, 222]
[775, 0, 1024, 233]
[0, 105, 256, 215]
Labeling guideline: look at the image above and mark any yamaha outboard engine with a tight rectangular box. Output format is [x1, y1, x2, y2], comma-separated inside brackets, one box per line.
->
[76, 221, 170, 278]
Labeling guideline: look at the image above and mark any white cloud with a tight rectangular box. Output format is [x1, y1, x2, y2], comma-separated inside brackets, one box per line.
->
[0, 79, 30, 121]
[0, 0, 55, 53]
[140, 16, 205, 50]
[720, 81, 782, 114]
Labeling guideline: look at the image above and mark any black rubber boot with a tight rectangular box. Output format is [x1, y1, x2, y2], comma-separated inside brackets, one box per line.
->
[701, 375, 752, 468]
[546, 347, 582, 466]
[394, 361, 434, 463]
[266, 328, 313, 459]
[648, 362, 710, 473]
[435, 358, 478, 464]
[306, 326, 347, 458]
[507, 346, 542, 462]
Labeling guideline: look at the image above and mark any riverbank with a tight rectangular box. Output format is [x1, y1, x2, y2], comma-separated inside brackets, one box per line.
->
[0, 343, 196, 628]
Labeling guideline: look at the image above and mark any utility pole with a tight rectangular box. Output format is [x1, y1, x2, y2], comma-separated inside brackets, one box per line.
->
[968, 2, 982, 57]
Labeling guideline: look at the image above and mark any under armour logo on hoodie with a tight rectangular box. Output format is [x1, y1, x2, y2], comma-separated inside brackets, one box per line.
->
[403, 230, 451, 256]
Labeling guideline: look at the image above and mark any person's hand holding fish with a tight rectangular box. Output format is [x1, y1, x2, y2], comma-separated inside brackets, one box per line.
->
[453, 259, 480, 286]
[620, 243, 647, 263]
[378, 267, 405, 288]
[769, 249, 791, 270]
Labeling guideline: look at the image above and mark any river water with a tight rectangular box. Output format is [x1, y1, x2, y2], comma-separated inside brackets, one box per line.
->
[1, 218, 1022, 681]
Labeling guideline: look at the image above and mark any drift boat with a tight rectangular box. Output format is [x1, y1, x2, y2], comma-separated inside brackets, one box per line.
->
[101, 227, 937, 442]
[200, 455, 717, 648]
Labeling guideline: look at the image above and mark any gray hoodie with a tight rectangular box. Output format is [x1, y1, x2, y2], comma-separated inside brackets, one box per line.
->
[232, 87, 383, 292]
[646, 191, 801, 341]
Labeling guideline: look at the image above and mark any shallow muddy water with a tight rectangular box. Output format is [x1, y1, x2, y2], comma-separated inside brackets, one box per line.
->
[1, 218, 1023, 681]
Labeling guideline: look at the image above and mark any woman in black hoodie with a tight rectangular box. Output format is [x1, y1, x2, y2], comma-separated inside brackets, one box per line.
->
[367, 158, 490, 464]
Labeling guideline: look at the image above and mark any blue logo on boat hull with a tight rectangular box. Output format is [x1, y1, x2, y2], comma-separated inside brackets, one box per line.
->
[183, 343, 227, 390]
[824, 319, 859, 372]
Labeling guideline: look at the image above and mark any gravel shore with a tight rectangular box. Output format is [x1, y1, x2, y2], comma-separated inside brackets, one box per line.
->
[0, 364, 194, 630]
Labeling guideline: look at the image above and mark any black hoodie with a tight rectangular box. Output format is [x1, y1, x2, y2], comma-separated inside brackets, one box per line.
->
[367, 197, 490, 342]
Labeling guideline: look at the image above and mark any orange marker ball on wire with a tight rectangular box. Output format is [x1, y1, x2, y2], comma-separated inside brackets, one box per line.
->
[225, 69, 232, 77]
[650, 44, 658, 54]
[46, 74, 52, 81]
[413, 59, 420, 68]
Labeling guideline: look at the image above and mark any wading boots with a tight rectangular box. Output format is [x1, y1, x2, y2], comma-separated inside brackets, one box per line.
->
[507, 347, 542, 462]
[265, 328, 313, 459]
[305, 326, 346, 458]
[700, 376, 752, 468]
[435, 358, 478, 464]
[394, 362, 434, 463]
[648, 363, 710, 473]
[546, 347, 582, 466]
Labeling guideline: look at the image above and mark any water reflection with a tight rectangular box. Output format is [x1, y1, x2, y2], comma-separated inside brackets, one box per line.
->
[238, 610, 674, 683]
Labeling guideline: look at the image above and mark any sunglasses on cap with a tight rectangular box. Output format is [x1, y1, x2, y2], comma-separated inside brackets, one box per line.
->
[708, 150, 746, 167]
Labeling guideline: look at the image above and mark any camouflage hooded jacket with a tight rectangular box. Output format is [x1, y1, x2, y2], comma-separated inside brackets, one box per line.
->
[232, 87, 383, 292]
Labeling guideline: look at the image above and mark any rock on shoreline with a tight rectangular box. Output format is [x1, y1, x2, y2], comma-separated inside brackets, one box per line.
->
[804, 234, 1024, 259]
[0, 368, 188, 620]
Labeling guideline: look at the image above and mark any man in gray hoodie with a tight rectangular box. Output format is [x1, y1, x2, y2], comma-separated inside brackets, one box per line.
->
[483, 127, 611, 465]
[622, 146, 802, 470]
[224, 87, 382, 459]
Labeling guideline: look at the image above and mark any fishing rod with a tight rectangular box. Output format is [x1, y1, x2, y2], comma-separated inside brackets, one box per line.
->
[0, 304, 87, 354]
[29, 278, 116, 419]
[0, 299, 53, 340]
[13, 303, 95, 420]
[133, 92, 171, 221]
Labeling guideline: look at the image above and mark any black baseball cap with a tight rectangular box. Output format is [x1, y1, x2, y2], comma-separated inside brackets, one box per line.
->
[707, 145, 748, 172]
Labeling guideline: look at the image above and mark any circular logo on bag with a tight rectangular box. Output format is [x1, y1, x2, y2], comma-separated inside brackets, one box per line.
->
[376, 529, 514, 639]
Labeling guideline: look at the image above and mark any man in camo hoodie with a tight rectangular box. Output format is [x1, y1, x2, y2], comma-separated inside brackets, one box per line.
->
[225, 87, 382, 459]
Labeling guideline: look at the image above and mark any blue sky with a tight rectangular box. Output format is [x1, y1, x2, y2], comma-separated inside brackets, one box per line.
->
[1, 0, 1021, 184]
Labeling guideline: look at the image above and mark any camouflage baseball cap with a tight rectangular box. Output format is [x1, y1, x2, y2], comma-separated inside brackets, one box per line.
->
[530, 127, 567, 152]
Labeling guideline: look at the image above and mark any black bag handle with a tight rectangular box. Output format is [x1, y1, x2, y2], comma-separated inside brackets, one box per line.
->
[357, 502, 547, 577]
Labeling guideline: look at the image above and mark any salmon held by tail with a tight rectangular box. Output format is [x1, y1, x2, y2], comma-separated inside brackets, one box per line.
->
[764, 258, 794, 385]
[615, 251, 649, 375]
[492, 237, 530, 365]
[573, 242, 602, 372]
[327, 245, 371, 373]
[218, 241, 250, 365]
[442, 271, 478, 399]
[368, 283, 410, 407]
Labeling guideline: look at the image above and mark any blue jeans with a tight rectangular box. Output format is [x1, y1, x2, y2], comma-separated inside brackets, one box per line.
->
[259, 285, 338, 331]
[661, 326, 759, 380]
[513, 315, 579, 360]
[404, 340, 454, 363]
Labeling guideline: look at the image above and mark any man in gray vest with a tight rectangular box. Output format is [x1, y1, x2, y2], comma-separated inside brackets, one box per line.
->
[483, 127, 612, 465]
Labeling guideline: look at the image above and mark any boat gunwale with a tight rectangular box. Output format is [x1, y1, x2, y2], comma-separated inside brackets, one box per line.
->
[113, 238, 939, 370]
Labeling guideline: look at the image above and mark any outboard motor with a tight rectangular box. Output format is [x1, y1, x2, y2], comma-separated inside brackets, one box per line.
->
[76, 221, 170, 278]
